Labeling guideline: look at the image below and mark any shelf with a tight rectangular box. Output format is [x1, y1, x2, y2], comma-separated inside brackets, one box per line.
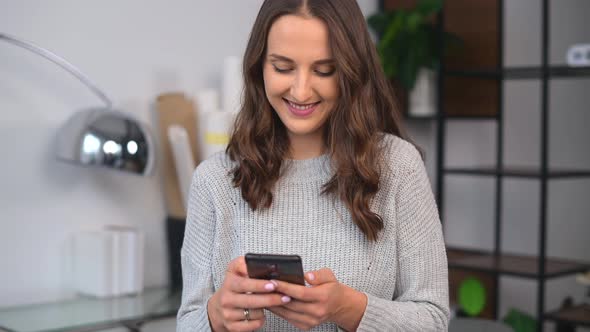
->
[444, 65, 590, 80]
[443, 115, 498, 120]
[544, 303, 590, 327]
[404, 114, 438, 121]
[447, 247, 590, 279]
[404, 114, 501, 121]
[0, 287, 180, 332]
[444, 166, 590, 179]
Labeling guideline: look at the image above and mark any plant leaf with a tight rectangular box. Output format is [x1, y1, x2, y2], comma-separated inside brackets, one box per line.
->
[367, 12, 393, 36]
[416, 0, 443, 17]
[367, 0, 462, 88]
[502, 308, 537, 332]
[381, 11, 405, 48]
[407, 12, 423, 31]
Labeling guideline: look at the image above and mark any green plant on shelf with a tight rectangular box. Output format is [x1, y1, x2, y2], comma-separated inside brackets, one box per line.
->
[503, 308, 537, 332]
[458, 277, 486, 317]
[367, 0, 462, 90]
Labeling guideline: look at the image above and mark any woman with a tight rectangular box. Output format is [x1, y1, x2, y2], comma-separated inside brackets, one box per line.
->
[177, 0, 449, 331]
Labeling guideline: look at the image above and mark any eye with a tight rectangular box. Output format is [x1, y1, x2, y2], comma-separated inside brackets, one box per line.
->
[315, 69, 336, 77]
[314, 65, 336, 77]
[272, 65, 292, 74]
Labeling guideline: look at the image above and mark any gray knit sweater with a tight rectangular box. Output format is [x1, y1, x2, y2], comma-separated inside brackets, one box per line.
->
[177, 134, 449, 331]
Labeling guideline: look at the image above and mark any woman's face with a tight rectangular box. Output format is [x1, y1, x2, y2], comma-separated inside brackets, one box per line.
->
[263, 14, 339, 143]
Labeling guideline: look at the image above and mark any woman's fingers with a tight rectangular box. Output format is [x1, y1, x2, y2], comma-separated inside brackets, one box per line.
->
[228, 274, 278, 294]
[272, 279, 315, 302]
[226, 256, 248, 277]
[224, 317, 266, 332]
[281, 299, 316, 315]
[268, 306, 319, 331]
[221, 308, 265, 322]
[220, 292, 290, 309]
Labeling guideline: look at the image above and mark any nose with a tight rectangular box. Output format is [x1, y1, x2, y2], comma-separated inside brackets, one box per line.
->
[290, 71, 313, 103]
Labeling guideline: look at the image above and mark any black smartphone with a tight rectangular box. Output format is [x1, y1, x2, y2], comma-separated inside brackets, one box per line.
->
[245, 253, 305, 285]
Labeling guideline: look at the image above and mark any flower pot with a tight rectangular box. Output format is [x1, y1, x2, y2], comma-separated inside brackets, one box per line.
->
[409, 68, 437, 117]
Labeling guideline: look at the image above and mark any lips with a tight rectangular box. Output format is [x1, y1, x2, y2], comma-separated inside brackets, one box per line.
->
[284, 98, 320, 117]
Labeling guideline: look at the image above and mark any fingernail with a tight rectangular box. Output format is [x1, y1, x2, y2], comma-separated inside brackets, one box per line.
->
[270, 280, 278, 287]
[265, 283, 275, 291]
[307, 272, 315, 281]
[281, 296, 291, 303]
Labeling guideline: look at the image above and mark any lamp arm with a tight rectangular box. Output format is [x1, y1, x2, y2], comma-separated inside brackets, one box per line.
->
[0, 32, 113, 108]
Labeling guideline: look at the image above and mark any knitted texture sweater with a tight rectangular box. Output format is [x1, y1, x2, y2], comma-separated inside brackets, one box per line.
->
[177, 134, 449, 331]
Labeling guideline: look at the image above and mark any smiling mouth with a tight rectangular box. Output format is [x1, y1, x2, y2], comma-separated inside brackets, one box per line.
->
[283, 98, 321, 110]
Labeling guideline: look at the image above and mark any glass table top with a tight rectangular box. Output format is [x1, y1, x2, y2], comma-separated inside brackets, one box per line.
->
[0, 287, 180, 332]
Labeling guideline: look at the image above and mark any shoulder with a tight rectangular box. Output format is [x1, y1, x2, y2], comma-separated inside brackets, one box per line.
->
[378, 133, 423, 178]
[191, 151, 236, 192]
[194, 151, 235, 176]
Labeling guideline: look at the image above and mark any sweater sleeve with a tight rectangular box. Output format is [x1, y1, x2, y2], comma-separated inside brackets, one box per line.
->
[176, 166, 217, 332]
[356, 146, 450, 331]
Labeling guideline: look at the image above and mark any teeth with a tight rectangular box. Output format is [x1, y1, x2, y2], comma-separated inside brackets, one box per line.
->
[288, 100, 317, 110]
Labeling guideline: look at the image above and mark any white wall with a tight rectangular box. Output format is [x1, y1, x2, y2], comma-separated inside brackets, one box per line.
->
[0, 0, 377, 317]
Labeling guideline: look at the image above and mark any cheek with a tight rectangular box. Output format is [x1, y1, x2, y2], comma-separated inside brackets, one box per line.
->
[320, 78, 339, 103]
[263, 69, 289, 98]
[262, 69, 273, 97]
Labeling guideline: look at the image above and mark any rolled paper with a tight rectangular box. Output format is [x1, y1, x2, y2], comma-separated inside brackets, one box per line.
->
[167, 125, 196, 210]
[195, 89, 220, 113]
[202, 111, 236, 159]
[195, 89, 220, 160]
[155, 92, 200, 219]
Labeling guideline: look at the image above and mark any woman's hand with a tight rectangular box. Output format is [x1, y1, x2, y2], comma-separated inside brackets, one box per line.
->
[207, 256, 292, 332]
[268, 269, 368, 331]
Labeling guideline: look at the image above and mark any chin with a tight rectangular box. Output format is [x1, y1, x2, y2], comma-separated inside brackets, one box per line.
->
[284, 124, 324, 138]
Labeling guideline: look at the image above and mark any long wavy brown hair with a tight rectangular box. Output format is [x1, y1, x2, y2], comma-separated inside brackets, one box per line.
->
[227, 0, 414, 241]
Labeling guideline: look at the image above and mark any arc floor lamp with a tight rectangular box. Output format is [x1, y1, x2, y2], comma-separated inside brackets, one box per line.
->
[0, 33, 154, 176]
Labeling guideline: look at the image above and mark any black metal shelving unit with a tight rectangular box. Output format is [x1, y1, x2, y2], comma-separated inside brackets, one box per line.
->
[445, 66, 590, 79]
[436, 0, 590, 330]
[378, 0, 590, 330]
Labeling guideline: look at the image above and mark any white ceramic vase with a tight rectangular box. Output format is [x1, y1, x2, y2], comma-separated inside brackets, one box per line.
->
[409, 68, 437, 117]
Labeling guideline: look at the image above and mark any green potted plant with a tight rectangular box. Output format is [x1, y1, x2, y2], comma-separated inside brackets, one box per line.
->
[367, 0, 461, 116]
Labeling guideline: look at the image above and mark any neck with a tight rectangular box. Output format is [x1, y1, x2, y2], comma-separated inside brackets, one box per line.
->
[287, 131, 326, 160]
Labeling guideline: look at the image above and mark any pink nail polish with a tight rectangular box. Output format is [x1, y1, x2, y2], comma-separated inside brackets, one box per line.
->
[281, 296, 291, 303]
[265, 283, 275, 291]
[307, 272, 315, 281]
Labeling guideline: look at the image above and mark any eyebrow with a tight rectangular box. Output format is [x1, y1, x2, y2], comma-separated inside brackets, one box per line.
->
[268, 53, 335, 65]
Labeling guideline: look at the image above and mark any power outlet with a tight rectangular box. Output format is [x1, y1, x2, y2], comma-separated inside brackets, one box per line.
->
[567, 44, 590, 67]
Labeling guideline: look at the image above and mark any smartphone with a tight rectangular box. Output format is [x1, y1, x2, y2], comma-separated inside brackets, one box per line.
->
[245, 253, 305, 285]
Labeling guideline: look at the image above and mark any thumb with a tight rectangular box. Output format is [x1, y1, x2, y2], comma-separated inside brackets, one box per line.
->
[227, 256, 248, 277]
[305, 268, 337, 285]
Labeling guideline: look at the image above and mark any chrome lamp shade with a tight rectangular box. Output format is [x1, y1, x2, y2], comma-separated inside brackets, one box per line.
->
[0, 33, 156, 176]
[56, 109, 154, 175]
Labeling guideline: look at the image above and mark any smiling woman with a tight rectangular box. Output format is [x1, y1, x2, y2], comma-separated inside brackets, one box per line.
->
[263, 14, 339, 159]
[177, 0, 450, 331]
